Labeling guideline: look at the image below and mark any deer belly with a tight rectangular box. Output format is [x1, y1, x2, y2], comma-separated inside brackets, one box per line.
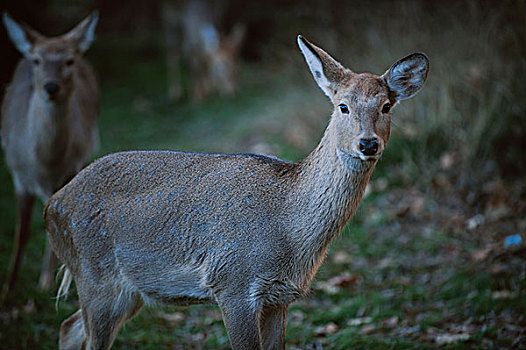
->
[114, 244, 213, 305]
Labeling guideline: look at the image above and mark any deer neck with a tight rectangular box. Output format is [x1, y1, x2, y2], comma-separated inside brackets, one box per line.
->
[286, 118, 377, 287]
[28, 91, 71, 165]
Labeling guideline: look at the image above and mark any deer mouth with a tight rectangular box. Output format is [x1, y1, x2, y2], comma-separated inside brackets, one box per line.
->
[357, 152, 381, 162]
[337, 148, 378, 171]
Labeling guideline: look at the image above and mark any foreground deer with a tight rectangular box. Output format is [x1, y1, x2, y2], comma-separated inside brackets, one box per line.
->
[1, 12, 99, 297]
[46, 36, 428, 349]
[163, 0, 245, 102]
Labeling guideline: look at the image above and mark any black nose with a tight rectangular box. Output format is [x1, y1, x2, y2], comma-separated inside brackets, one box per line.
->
[44, 82, 60, 96]
[359, 138, 379, 156]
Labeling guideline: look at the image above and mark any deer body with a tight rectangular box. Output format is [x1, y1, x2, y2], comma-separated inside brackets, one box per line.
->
[46, 36, 428, 349]
[2, 58, 98, 200]
[1, 12, 99, 296]
[163, 0, 244, 102]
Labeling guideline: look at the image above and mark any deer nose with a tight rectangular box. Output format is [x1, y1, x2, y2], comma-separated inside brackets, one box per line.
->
[359, 138, 379, 156]
[44, 82, 60, 96]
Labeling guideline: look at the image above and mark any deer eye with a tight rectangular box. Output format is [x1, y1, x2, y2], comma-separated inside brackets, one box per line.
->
[32, 58, 41, 66]
[381, 102, 392, 114]
[65, 58, 75, 67]
[339, 104, 349, 114]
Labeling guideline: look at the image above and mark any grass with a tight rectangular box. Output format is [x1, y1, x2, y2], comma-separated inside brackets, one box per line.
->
[1, 0, 525, 349]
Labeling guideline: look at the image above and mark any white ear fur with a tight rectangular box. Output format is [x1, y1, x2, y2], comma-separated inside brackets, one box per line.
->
[200, 23, 220, 54]
[64, 11, 99, 53]
[228, 23, 245, 49]
[297, 35, 333, 98]
[383, 53, 429, 101]
[3, 13, 36, 57]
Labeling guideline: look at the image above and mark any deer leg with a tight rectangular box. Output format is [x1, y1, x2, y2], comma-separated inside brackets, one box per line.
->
[1, 193, 35, 298]
[166, 41, 184, 102]
[77, 283, 144, 350]
[217, 294, 262, 350]
[260, 306, 288, 350]
[59, 309, 86, 350]
[39, 238, 58, 290]
[163, 4, 184, 102]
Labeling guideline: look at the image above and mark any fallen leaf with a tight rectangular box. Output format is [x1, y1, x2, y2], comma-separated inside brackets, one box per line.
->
[289, 310, 305, 326]
[381, 316, 399, 328]
[434, 333, 470, 345]
[315, 322, 339, 336]
[446, 245, 459, 257]
[471, 246, 492, 262]
[440, 152, 455, 169]
[23, 300, 35, 314]
[372, 178, 389, 192]
[377, 257, 393, 269]
[332, 250, 351, 264]
[347, 317, 372, 326]
[360, 324, 376, 334]
[426, 326, 440, 335]
[492, 290, 517, 299]
[392, 187, 426, 218]
[316, 273, 359, 294]
[490, 263, 505, 274]
[431, 174, 452, 191]
[159, 312, 185, 324]
[327, 273, 358, 287]
[466, 214, 485, 230]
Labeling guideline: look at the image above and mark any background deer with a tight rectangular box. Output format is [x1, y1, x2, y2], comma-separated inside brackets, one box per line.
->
[1, 12, 100, 297]
[162, 0, 245, 102]
[46, 35, 428, 349]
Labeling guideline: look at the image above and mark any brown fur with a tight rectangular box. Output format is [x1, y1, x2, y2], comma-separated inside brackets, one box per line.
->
[46, 36, 428, 349]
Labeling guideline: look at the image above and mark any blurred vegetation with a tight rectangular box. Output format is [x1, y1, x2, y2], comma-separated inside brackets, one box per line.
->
[0, 0, 525, 349]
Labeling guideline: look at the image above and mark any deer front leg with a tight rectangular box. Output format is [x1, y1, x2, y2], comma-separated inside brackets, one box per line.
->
[260, 305, 288, 350]
[1, 193, 35, 299]
[217, 293, 262, 350]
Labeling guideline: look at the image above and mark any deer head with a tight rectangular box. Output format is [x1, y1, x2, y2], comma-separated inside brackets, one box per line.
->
[200, 23, 245, 96]
[3, 11, 98, 103]
[298, 36, 429, 165]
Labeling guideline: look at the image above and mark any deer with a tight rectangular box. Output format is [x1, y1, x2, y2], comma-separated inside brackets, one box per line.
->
[162, 0, 245, 103]
[1, 11, 100, 298]
[45, 35, 428, 349]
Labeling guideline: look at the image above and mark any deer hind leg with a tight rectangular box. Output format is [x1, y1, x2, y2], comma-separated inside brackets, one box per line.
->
[59, 309, 86, 350]
[38, 238, 58, 290]
[260, 306, 288, 350]
[1, 193, 35, 299]
[69, 282, 144, 350]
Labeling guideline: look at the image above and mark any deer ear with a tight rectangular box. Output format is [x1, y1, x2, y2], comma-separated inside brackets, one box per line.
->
[3, 12, 44, 57]
[228, 23, 245, 52]
[200, 23, 220, 54]
[383, 53, 429, 101]
[63, 10, 98, 53]
[297, 35, 348, 98]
